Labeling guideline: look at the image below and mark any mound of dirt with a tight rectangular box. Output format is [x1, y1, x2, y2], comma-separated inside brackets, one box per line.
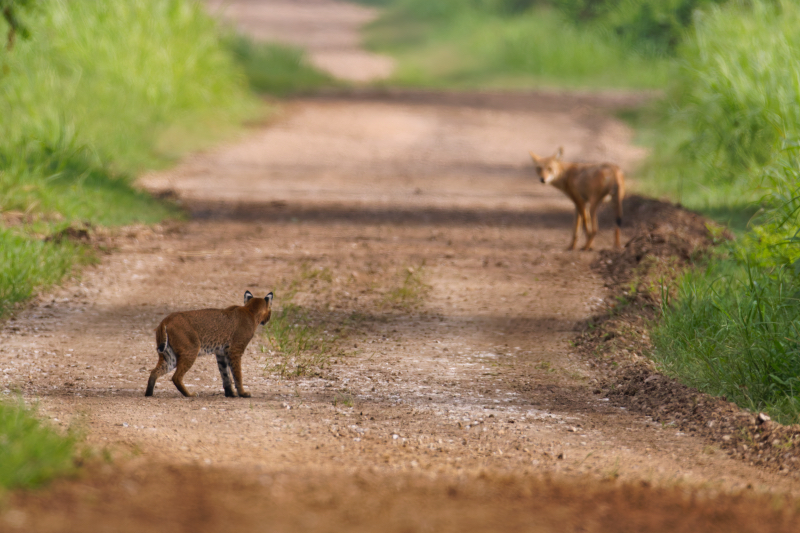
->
[580, 195, 800, 477]
[598, 195, 727, 298]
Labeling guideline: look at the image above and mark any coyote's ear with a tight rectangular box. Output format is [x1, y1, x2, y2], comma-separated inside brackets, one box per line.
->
[555, 146, 564, 160]
[529, 151, 540, 162]
[244, 290, 254, 304]
[265, 292, 274, 305]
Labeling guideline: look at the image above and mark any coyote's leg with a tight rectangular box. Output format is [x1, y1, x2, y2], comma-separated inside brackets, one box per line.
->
[229, 350, 251, 398]
[614, 179, 625, 249]
[569, 208, 581, 250]
[569, 195, 587, 251]
[583, 200, 601, 251]
[216, 352, 236, 397]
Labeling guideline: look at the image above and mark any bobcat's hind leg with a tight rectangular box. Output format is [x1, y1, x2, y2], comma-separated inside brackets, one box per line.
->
[145, 356, 170, 397]
[146, 341, 179, 397]
[229, 352, 251, 398]
[171, 346, 199, 398]
[216, 352, 236, 397]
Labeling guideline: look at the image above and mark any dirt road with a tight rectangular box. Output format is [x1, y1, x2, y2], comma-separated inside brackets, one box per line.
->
[2, 2, 800, 532]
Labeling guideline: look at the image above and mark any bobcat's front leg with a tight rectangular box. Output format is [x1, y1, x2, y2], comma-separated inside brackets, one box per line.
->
[229, 351, 251, 398]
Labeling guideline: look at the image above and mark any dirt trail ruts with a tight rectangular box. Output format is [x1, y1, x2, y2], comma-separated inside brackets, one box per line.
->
[2, 2, 800, 531]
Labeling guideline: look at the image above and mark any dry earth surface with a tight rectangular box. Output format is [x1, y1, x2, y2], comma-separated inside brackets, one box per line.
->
[2, 2, 800, 532]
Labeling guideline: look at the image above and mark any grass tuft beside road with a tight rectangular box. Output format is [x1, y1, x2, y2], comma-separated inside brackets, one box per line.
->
[0, 401, 77, 490]
[224, 34, 338, 97]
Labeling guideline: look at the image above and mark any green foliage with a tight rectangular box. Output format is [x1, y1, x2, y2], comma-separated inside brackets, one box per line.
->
[554, 0, 729, 56]
[0, 0, 35, 50]
[634, 0, 800, 217]
[0, 0, 256, 316]
[0, 0, 254, 172]
[653, 251, 800, 423]
[0, 135, 174, 227]
[639, 1, 800, 422]
[224, 34, 336, 96]
[384, 265, 429, 309]
[0, 228, 79, 316]
[0, 400, 77, 489]
[263, 304, 337, 378]
[676, 0, 800, 185]
[365, 3, 671, 89]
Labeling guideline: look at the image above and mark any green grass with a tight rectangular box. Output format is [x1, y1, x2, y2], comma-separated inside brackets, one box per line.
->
[224, 34, 337, 96]
[262, 303, 340, 378]
[383, 265, 429, 309]
[0, 1, 255, 173]
[0, 228, 86, 316]
[362, 1, 672, 89]
[631, 0, 800, 220]
[0, 0, 262, 316]
[652, 254, 800, 424]
[646, 1, 800, 423]
[0, 400, 77, 490]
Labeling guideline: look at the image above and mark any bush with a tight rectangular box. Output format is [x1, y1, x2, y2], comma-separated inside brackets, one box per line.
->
[555, 0, 729, 55]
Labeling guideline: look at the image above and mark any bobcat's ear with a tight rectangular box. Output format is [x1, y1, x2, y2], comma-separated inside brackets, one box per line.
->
[555, 146, 564, 160]
[265, 292, 274, 305]
[529, 151, 539, 162]
[244, 290, 254, 304]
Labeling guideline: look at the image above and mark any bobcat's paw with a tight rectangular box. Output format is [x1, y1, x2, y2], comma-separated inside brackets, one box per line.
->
[239, 391, 252, 398]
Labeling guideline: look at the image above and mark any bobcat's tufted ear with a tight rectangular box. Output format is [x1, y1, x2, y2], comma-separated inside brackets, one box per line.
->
[244, 290, 254, 304]
[265, 292, 274, 305]
[529, 151, 539, 162]
[555, 146, 564, 160]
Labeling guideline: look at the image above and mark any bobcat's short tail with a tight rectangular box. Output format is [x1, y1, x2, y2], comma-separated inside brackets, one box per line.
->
[156, 323, 169, 353]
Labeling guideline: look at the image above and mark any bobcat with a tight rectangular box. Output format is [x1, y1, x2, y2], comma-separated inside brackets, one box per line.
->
[145, 291, 273, 398]
[530, 147, 625, 251]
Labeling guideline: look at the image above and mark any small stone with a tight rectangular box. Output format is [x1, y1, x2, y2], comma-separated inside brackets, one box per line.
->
[722, 435, 731, 442]
[757, 412, 771, 425]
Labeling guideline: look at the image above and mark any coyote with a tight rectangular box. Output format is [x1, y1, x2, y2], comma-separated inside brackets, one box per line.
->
[146, 291, 273, 398]
[530, 147, 624, 250]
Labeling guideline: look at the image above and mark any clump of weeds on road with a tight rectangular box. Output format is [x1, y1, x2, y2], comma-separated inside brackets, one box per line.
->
[262, 303, 342, 378]
[383, 264, 430, 310]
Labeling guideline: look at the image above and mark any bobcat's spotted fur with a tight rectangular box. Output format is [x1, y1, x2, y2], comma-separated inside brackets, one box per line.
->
[145, 291, 273, 398]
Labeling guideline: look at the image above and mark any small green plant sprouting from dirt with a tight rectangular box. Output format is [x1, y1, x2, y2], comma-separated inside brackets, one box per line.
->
[262, 303, 341, 378]
[333, 391, 354, 408]
[383, 264, 430, 309]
